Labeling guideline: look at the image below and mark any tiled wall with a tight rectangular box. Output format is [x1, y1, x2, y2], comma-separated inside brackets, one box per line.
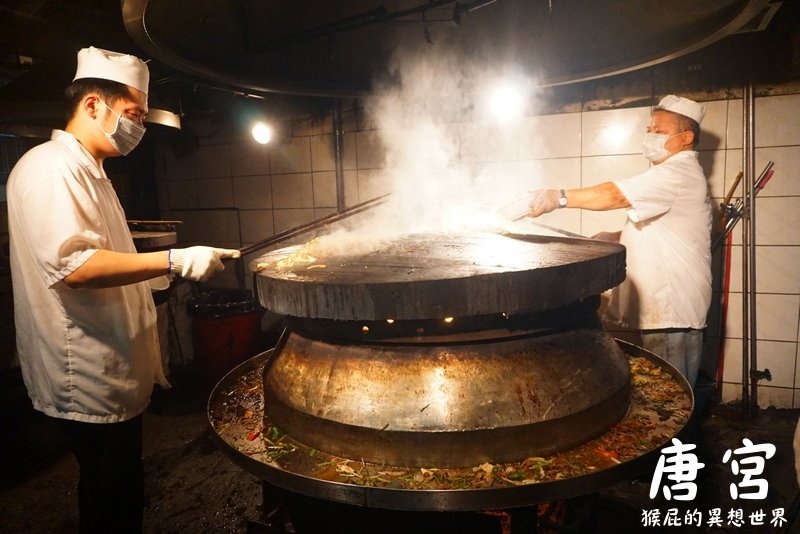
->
[717, 93, 800, 409]
[521, 94, 800, 409]
[156, 88, 800, 408]
[155, 112, 364, 288]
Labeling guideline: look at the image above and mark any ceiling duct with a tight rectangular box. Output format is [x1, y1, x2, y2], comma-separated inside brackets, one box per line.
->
[734, 1, 783, 33]
[122, 0, 774, 96]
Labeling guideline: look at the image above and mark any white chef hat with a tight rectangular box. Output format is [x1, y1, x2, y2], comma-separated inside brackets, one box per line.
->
[73, 46, 149, 95]
[657, 95, 705, 125]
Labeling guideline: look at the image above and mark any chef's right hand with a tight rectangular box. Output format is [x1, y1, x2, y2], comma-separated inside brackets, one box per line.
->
[527, 189, 559, 218]
[169, 246, 241, 282]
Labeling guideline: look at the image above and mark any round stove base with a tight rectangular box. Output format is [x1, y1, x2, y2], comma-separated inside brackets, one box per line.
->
[263, 313, 631, 467]
[208, 340, 693, 512]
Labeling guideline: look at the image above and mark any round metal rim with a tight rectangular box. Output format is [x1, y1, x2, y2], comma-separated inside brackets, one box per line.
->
[253, 233, 626, 320]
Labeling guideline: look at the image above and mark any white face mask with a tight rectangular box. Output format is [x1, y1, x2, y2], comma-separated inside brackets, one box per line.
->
[98, 101, 146, 156]
[641, 131, 688, 162]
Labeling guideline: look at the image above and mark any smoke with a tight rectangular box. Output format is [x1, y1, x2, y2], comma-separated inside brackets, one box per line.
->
[312, 46, 540, 256]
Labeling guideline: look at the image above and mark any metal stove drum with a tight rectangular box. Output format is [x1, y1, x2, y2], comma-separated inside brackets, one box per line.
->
[208, 231, 693, 512]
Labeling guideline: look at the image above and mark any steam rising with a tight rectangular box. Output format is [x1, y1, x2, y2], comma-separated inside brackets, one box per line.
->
[311, 48, 539, 257]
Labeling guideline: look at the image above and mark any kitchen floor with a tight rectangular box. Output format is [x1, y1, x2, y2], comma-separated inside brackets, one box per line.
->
[1, 363, 798, 534]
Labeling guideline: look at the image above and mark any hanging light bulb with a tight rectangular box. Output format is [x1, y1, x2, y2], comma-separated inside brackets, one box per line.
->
[251, 121, 273, 144]
[488, 83, 524, 122]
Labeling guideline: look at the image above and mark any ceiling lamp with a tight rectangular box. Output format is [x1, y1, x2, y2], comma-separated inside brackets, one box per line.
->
[145, 108, 182, 129]
[251, 121, 273, 144]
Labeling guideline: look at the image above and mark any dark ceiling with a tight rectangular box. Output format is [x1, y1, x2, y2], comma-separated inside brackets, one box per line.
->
[124, 0, 779, 94]
[0, 0, 797, 138]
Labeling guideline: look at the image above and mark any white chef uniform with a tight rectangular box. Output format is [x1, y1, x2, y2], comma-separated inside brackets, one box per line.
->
[603, 150, 712, 330]
[7, 129, 169, 423]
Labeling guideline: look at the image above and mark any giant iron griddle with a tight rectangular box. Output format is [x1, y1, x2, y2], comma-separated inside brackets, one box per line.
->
[209, 231, 693, 511]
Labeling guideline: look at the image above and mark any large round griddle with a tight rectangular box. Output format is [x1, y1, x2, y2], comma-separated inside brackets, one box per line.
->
[252, 232, 626, 320]
[211, 230, 691, 512]
[250, 232, 631, 466]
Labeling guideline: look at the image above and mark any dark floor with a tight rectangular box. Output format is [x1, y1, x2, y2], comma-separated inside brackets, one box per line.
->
[1, 363, 799, 534]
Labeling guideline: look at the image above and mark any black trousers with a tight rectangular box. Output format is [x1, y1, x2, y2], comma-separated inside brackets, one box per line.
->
[55, 414, 144, 534]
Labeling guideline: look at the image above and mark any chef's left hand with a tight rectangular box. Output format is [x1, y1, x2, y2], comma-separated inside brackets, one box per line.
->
[528, 189, 559, 217]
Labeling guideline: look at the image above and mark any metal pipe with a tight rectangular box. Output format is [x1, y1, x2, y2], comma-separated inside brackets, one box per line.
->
[746, 81, 759, 416]
[235, 209, 247, 289]
[333, 99, 346, 213]
[741, 83, 752, 415]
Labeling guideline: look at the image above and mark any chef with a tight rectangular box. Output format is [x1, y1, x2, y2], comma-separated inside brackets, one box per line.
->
[6, 46, 239, 532]
[527, 95, 712, 388]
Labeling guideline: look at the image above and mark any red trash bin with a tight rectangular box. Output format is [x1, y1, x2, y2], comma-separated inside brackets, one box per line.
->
[188, 289, 264, 388]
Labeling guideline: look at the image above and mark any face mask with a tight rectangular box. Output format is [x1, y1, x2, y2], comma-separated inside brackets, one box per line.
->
[641, 132, 671, 162]
[641, 131, 687, 162]
[98, 101, 146, 155]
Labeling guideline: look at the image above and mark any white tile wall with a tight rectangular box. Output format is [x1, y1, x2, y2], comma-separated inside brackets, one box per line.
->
[723, 338, 798, 388]
[158, 149, 196, 182]
[726, 99, 743, 150]
[195, 145, 232, 178]
[755, 197, 800, 246]
[725, 293, 800, 342]
[720, 382, 796, 409]
[698, 149, 727, 200]
[175, 209, 240, 247]
[314, 207, 338, 219]
[356, 169, 391, 202]
[230, 142, 270, 176]
[167, 180, 198, 210]
[728, 246, 800, 294]
[458, 121, 519, 163]
[312, 171, 337, 208]
[519, 158, 581, 190]
[343, 169, 359, 207]
[756, 294, 800, 342]
[239, 209, 274, 244]
[197, 178, 233, 208]
[756, 94, 800, 147]
[696, 100, 729, 152]
[519, 113, 581, 160]
[342, 133, 358, 171]
[582, 153, 651, 187]
[271, 173, 314, 208]
[310, 135, 335, 172]
[233, 175, 272, 209]
[581, 107, 650, 156]
[270, 137, 312, 174]
[273, 208, 316, 234]
[756, 146, 800, 197]
[754, 386, 794, 409]
[355, 131, 384, 169]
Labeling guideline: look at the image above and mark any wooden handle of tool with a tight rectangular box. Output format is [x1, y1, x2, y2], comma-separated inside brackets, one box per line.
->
[722, 171, 743, 206]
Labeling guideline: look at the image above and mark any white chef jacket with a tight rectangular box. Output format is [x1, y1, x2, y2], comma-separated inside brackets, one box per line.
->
[603, 150, 712, 330]
[7, 130, 170, 423]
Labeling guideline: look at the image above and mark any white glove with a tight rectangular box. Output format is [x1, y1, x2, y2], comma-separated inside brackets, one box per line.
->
[527, 189, 560, 217]
[169, 246, 241, 282]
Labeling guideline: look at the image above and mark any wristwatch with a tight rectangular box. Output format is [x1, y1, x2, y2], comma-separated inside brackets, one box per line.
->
[558, 189, 568, 208]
